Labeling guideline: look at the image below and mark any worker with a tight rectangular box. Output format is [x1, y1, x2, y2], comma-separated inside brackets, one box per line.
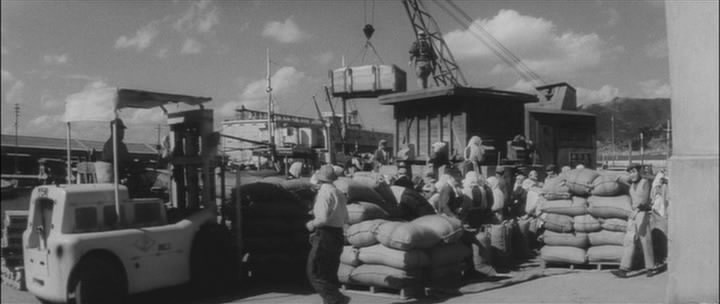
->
[288, 161, 304, 179]
[544, 164, 558, 181]
[435, 173, 468, 221]
[486, 176, 505, 224]
[494, 166, 509, 205]
[611, 163, 663, 278]
[306, 165, 351, 304]
[463, 136, 485, 176]
[96, 118, 130, 183]
[394, 167, 414, 189]
[409, 30, 437, 89]
[372, 139, 390, 168]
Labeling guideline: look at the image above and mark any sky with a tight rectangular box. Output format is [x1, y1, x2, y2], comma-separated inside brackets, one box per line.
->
[1, 0, 671, 143]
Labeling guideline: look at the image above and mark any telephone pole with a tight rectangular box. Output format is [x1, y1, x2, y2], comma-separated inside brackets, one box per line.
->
[14, 104, 20, 174]
[156, 124, 162, 147]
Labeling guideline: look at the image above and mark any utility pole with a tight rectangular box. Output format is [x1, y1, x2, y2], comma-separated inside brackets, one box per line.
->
[640, 132, 644, 166]
[156, 124, 162, 147]
[14, 104, 20, 174]
[266, 48, 276, 167]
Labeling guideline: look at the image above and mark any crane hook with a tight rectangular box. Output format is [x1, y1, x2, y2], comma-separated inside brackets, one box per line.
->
[363, 24, 375, 40]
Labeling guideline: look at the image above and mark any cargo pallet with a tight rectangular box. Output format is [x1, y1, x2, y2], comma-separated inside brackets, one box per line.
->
[341, 283, 426, 300]
[541, 261, 620, 271]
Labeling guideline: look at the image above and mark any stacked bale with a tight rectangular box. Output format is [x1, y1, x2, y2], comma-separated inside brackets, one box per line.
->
[340, 214, 469, 292]
[238, 181, 313, 280]
[537, 168, 598, 265]
[586, 173, 632, 264]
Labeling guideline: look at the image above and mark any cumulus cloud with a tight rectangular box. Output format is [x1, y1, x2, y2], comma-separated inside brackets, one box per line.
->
[43, 54, 69, 64]
[638, 79, 671, 98]
[262, 17, 309, 43]
[645, 38, 668, 58]
[577, 85, 620, 105]
[115, 21, 160, 51]
[1, 70, 13, 83]
[29, 114, 62, 127]
[219, 66, 308, 115]
[180, 38, 203, 54]
[445, 9, 621, 77]
[173, 0, 219, 34]
[314, 52, 335, 65]
[6, 80, 25, 104]
[506, 79, 536, 93]
[40, 94, 62, 109]
[606, 7, 620, 27]
[64, 81, 117, 122]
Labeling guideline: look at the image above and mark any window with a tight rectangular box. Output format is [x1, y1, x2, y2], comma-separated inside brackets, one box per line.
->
[74, 207, 97, 232]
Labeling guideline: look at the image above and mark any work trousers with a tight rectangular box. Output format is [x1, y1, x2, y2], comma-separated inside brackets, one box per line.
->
[415, 61, 432, 89]
[620, 211, 655, 270]
[307, 227, 345, 304]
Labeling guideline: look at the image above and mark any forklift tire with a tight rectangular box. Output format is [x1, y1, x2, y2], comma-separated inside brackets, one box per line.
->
[190, 223, 236, 295]
[72, 256, 126, 304]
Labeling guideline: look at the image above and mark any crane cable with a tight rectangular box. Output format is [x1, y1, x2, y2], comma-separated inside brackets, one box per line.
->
[350, 0, 384, 66]
[435, 0, 546, 86]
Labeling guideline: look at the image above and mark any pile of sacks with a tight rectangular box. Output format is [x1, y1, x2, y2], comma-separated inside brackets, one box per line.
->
[340, 214, 471, 291]
[236, 178, 316, 280]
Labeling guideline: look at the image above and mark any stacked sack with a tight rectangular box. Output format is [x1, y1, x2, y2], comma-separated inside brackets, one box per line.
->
[237, 180, 315, 281]
[340, 215, 471, 291]
[586, 173, 632, 264]
[537, 168, 599, 265]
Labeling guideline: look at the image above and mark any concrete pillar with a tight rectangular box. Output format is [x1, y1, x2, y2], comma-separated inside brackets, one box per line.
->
[665, 1, 718, 303]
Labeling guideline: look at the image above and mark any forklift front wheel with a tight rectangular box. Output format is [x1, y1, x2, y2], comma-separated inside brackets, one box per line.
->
[71, 256, 126, 304]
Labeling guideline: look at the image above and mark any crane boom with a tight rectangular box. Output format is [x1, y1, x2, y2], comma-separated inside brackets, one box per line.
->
[403, 0, 467, 87]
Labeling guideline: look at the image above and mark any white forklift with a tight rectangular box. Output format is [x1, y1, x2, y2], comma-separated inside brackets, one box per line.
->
[23, 88, 236, 304]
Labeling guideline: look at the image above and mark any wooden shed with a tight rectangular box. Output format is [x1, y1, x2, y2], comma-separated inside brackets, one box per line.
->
[379, 86, 538, 163]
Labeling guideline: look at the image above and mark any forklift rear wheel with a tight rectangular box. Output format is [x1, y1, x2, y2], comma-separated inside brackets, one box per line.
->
[72, 256, 126, 304]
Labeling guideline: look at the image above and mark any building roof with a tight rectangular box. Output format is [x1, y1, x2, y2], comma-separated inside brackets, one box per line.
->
[378, 86, 538, 105]
[525, 104, 596, 117]
[1, 134, 157, 155]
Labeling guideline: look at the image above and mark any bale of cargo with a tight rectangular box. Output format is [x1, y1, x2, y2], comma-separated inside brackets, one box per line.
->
[588, 230, 626, 246]
[428, 242, 472, 267]
[541, 231, 589, 248]
[374, 221, 405, 248]
[243, 218, 308, 236]
[379, 222, 440, 250]
[260, 176, 287, 185]
[346, 219, 386, 248]
[573, 214, 602, 233]
[347, 202, 390, 225]
[539, 213, 574, 233]
[472, 230, 497, 276]
[599, 218, 628, 232]
[280, 178, 317, 201]
[349, 264, 421, 290]
[354, 172, 399, 207]
[358, 244, 431, 269]
[338, 263, 356, 284]
[341, 246, 361, 267]
[390, 186, 437, 221]
[540, 246, 587, 265]
[587, 195, 633, 220]
[537, 198, 587, 217]
[334, 178, 398, 215]
[411, 214, 464, 244]
[542, 176, 570, 196]
[591, 174, 628, 196]
[586, 245, 624, 263]
[562, 168, 600, 197]
[542, 192, 572, 200]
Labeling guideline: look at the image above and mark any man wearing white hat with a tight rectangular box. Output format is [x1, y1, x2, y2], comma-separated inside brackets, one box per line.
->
[306, 165, 350, 304]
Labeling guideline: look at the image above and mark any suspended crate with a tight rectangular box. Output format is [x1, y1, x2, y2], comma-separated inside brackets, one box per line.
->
[330, 65, 407, 98]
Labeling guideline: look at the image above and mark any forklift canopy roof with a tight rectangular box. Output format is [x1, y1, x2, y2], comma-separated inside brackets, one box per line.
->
[63, 87, 212, 122]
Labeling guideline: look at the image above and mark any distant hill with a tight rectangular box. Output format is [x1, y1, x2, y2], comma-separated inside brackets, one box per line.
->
[579, 97, 671, 151]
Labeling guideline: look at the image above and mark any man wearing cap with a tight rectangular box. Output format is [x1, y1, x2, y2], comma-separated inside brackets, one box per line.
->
[409, 30, 437, 89]
[306, 165, 350, 304]
[96, 119, 130, 183]
[612, 163, 662, 278]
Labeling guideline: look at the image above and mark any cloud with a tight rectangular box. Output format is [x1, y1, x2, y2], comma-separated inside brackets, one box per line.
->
[262, 17, 309, 43]
[445, 9, 621, 77]
[180, 38, 203, 54]
[577, 84, 620, 105]
[40, 94, 62, 109]
[638, 79, 671, 98]
[1, 70, 13, 83]
[115, 21, 160, 51]
[645, 38, 668, 58]
[6, 80, 25, 104]
[63, 74, 104, 82]
[43, 53, 69, 64]
[506, 79, 536, 93]
[606, 7, 620, 27]
[219, 66, 308, 115]
[173, 0, 219, 34]
[29, 114, 62, 127]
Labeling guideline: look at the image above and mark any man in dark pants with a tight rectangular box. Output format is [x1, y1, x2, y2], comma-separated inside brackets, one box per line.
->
[306, 165, 350, 304]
